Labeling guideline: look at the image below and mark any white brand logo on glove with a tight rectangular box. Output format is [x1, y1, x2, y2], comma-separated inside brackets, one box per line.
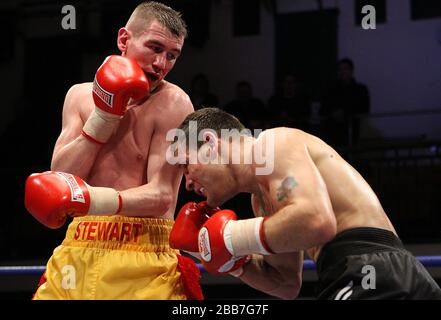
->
[56, 172, 86, 203]
[93, 77, 114, 107]
[198, 227, 212, 262]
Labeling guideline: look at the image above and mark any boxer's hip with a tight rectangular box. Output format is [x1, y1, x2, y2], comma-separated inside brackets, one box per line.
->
[62, 215, 176, 252]
[33, 216, 202, 300]
[315, 227, 441, 299]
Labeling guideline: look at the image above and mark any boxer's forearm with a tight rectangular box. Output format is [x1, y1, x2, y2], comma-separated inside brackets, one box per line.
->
[68, 179, 174, 217]
[239, 255, 301, 300]
[118, 182, 174, 217]
[263, 201, 337, 253]
[51, 135, 101, 178]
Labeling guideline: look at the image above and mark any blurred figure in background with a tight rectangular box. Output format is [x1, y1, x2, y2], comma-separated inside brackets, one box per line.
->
[190, 73, 219, 110]
[322, 58, 370, 147]
[268, 73, 311, 131]
[224, 81, 266, 130]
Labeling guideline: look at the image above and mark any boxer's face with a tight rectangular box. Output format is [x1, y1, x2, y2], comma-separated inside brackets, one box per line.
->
[118, 19, 184, 91]
[183, 145, 233, 207]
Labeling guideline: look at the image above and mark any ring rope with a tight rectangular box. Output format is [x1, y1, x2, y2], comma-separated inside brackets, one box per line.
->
[1, 256, 440, 275]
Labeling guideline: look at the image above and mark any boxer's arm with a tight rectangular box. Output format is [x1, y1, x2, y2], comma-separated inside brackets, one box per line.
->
[259, 130, 337, 252]
[224, 130, 336, 258]
[119, 90, 194, 216]
[51, 84, 101, 178]
[118, 162, 180, 216]
[52, 57, 148, 178]
[238, 252, 303, 300]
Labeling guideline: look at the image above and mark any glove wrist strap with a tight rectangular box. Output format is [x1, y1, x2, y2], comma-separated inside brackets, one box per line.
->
[229, 217, 275, 256]
[82, 108, 121, 144]
[87, 185, 121, 215]
[229, 255, 251, 278]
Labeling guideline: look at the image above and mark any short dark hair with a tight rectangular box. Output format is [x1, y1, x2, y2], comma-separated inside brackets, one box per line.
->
[338, 58, 354, 70]
[127, 1, 187, 38]
[178, 108, 248, 149]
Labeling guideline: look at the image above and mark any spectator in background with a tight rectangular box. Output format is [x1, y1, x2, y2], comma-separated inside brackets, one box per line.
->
[190, 73, 219, 110]
[224, 81, 266, 130]
[268, 73, 311, 131]
[321, 58, 370, 147]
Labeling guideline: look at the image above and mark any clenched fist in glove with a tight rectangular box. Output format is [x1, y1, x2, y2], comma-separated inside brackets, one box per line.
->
[169, 201, 219, 257]
[198, 210, 274, 276]
[25, 171, 122, 229]
[82, 55, 150, 144]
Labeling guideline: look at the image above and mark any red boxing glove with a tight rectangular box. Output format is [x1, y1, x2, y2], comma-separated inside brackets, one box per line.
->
[82, 55, 150, 144]
[25, 172, 91, 229]
[92, 55, 149, 116]
[195, 200, 220, 217]
[170, 201, 219, 256]
[197, 210, 249, 275]
[25, 171, 122, 229]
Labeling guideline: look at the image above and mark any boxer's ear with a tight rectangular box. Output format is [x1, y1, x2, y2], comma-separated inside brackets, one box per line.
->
[117, 27, 130, 55]
[197, 130, 219, 164]
[202, 131, 218, 155]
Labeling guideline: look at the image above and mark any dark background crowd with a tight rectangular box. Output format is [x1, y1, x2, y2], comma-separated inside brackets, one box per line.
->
[192, 57, 370, 148]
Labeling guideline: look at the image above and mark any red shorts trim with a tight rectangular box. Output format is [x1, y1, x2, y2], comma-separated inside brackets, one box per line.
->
[177, 255, 204, 300]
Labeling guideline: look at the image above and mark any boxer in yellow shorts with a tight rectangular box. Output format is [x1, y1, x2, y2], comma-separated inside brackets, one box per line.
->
[34, 217, 201, 300]
[25, 2, 202, 300]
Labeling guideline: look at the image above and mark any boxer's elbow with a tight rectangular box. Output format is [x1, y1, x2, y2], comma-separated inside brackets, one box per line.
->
[155, 190, 174, 214]
[282, 286, 301, 300]
[315, 226, 336, 248]
[309, 202, 337, 245]
[283, 283, 302, 300]
[137, 191, 173, 216]
[275, 274, 302, 300]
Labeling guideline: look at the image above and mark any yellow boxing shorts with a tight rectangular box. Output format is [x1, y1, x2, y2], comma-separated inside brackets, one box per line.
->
[33, 216, 203, 300]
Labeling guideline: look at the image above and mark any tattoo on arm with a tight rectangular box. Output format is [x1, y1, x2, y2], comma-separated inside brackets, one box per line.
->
[276, 176, 298, 202]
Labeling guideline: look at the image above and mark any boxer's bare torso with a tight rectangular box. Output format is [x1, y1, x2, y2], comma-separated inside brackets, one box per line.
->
[53, 80, 192, 218]
[251, 128, 396, 264]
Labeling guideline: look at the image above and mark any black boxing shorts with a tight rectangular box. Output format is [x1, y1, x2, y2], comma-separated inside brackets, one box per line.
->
[315, 227, 441, 300]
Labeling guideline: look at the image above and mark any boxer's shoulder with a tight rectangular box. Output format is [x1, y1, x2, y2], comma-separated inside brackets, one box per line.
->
[146, 80, 193, 118]
[253, 127, 303, 155]
[68, 82, 93, 97]
[65, 82, 93, 107]
[151, 80, 190, 103]
[63, 82, 95, 122]
[261, 127, 305, 140]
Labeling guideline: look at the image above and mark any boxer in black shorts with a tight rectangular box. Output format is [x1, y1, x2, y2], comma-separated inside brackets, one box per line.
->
[316, 227, 441, 299]
[169, 108, 441, 300]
